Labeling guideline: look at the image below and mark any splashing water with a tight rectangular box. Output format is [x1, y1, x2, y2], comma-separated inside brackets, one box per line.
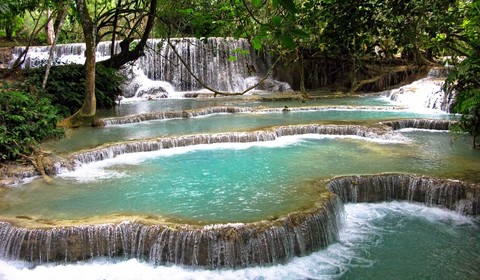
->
[0, 202, 477, 280]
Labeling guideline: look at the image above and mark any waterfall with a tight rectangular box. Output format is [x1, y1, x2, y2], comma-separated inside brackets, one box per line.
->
[387, 67, 455, 112]
[0, 194, 342, 268]
[9, 42, 113, 68]
[49, 124, 400, 173]
[1, 173, 477, 267]
[9, 38, 291, 97]
[96, 105, 406, 126]
[382, 119, 455, 131]
[135, 37, 270, 93]
[326, 174, 480, 215]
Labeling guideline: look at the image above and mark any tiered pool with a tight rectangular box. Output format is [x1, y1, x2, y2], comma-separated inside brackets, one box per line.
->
[0, 95, 479, 279]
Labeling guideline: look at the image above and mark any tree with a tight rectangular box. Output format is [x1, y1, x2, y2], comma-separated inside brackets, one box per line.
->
[59, 0, 158, 127]
[58, 0, 97, 128]
[445, 0, 480, 148]
[98, 0, 158, 69]
[42, 0, 71, 89]
[0, 0, 36, 40]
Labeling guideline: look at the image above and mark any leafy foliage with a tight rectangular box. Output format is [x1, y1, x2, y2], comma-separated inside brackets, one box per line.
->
[26, 64, 125, 117]
[445, 0, 480, 147]
[0, 0, 34, 39]
[0, 88, 63, 161]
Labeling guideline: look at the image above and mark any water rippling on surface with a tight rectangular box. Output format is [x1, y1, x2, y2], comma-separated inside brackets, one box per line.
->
[1, 202, 477, 280]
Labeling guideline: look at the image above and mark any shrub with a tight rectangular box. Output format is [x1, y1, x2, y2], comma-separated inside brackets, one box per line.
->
[0, 89, 63, 161]
[27, 64, 125, 117]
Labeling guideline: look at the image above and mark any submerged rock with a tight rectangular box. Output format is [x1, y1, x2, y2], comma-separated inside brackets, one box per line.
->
[0, 163, 38, 187]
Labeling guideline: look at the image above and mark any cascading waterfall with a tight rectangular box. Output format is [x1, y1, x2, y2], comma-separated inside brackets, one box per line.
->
[1, 173, 478, 268]
[51, 119, 454, 174]
[96, 105, 407, 126]
[50, 123, 401, 173]
[326, 174, 480, 215]
[2, 40, 473, 275]
[386, 67, 455, 112]
[9, 38, 291, 97]
[0, 193, 342, 268]
[135, 37, 272, 93]
[9, 42, 114, 67]
[382, 119, 455, 130]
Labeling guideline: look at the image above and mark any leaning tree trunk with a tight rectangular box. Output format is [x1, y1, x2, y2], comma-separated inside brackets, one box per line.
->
[42, 0, 70, 89]
[58, 0, 97, 128]
[100, 0, 158, 69]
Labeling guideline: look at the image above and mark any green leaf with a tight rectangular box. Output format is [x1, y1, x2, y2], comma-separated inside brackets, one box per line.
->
[291, 28, 309, 38]
[253, 0, 263, 7]
[228, 56, 238, 62]
[251, 36, 263, 50]
[278, 34, 296, 49]
[179, 8, 194, 14]
[271, 16, 283, 27]
[278, 0, 296, 13]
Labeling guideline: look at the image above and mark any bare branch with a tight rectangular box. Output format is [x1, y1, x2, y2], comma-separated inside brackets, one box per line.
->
[166, 37, 281, 97]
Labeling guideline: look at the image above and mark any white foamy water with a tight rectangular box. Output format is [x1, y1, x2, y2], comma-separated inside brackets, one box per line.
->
[386, 73, 452, 113]
[0, 202, 476, 280]
[58, 134, 408, 182]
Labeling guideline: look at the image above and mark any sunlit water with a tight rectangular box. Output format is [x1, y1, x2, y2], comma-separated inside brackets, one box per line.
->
[97, 95, 395, 117]
[1, 93, 479, 278]
[3, 131, 479, 223]
[1, 202, 478, 280]
[44, 105, 453, 153]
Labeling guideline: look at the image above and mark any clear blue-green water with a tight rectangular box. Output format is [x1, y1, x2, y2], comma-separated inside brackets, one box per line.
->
[97, 96, 394, 117]
[1, 95, 479, 279]
[1, 202, 478, 280]
[3, 131, 479, 222]
[45, 107, 454, 153]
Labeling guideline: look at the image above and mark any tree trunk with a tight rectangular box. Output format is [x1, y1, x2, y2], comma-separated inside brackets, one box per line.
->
[110, 0, 122, 58]
[59, 0, 97, 128]
[42, 0, 70, 89]
[45, 10, 55, 45]
[298, 50, 308, 101]
[5, 20, 13, 41]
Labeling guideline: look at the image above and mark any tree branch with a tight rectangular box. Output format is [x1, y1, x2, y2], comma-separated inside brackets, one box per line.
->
[166, 36, 281, 97]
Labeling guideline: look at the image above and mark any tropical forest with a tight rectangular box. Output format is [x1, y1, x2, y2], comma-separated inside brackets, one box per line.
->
[0, 0, 479, 279]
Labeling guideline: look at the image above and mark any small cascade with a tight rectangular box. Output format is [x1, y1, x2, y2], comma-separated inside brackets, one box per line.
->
[52, 124, 397, 172]
[96, 105, 406, 126]
[96, 106, 250, 126]
[9, 42, 114, 67]
[326, 174, 480, 215]
[0, 194, 342, 268]
[120, 66, 177, 99]
[387, 67, 455, 112]
[382, 119, 455, 131]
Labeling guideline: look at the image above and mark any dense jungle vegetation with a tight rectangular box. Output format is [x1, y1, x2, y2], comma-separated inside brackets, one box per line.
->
[0, 0, 479, 162]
